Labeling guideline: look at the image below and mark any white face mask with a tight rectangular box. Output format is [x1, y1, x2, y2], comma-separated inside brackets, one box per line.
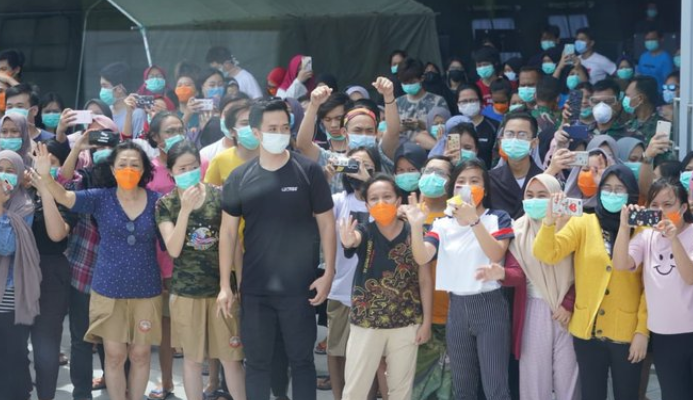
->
[458, 101, 481, 118]
[261, 132, 290, 154]
[592, 102, 613, 124]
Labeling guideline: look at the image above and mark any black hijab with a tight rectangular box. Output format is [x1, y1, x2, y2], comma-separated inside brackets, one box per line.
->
[595, 164, 639, 235]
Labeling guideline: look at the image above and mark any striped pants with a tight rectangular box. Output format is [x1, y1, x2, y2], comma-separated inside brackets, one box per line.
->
[520, 298, 580, 400]
[447, 290, 511, 400]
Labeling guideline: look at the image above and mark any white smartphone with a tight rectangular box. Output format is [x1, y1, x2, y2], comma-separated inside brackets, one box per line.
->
[656, 120, 672, 139]
[73, 110, 93, 125]
[302, 56, 312, 72]
[567, 151, 589, 168]
[196, 98, 214, 111]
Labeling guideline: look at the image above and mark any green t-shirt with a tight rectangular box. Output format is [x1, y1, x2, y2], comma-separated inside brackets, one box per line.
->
[155, 184, 225, 298]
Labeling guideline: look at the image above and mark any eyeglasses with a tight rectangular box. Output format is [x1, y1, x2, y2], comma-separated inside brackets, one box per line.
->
[422, 168, 449, 178]
[663, 84, 679, 91]
[502, 130, 532, 140]
[602, 186, 628, 195]
[126, 221, 136, 246]
[457, 99, 479, 105]
[589, 96, 617, 106]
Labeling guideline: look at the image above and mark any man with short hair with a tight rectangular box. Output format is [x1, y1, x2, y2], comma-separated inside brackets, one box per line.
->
[637, 29, 674, 88]
[206, 46, 263, 99]
[0, 49, 23, 87]
[5, 83, 55, 142]
[489, 112, 544, 219]
[528, 25, 563, 67]
[518, 66, 541, 108]
[587, 78, 627, 139]
[575, 28, 617, 84]
[395, 58, 447, 140]
[99, 62, 147, 138]
[218, 99, 336, 400]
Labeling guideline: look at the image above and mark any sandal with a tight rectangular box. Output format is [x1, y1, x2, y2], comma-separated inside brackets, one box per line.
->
[147, 387, 174, 400]
[91, 377, 106, 391]
[314, 340, 327, 355]
[316, 375, 332, 391]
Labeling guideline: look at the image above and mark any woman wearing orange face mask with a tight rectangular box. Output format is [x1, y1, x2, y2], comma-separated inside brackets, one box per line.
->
[36, 140, 164, 400]
[613, 179, 693, 400]
[410, 158, 517, 400]
[340, 173, 433, 400]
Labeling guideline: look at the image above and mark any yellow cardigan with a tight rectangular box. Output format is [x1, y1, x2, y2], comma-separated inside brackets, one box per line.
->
[533, 214, 648, 343]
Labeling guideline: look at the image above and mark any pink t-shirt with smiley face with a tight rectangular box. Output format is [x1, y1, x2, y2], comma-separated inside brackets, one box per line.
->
[629, 224, 693, 334]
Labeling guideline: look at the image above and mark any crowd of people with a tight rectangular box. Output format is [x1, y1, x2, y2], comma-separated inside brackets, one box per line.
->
[0, 9, 692, 400]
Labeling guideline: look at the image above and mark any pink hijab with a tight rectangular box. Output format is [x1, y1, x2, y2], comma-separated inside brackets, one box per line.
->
[278, 55, 315, 92]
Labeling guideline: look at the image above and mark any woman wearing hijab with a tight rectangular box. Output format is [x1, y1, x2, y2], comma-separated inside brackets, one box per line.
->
[276, 54, 316, 100]
[266, 67, 286, 97]
[137, 65, 177, 106]
[0, 150, 41, 400]
[564, 135, 621, 212]
[417, 106, 451, 151]
[616, 137, 651, 201]
[506, 174, 579, 400]
[0, 113, 34, 165]
[533, 165, 648, 400]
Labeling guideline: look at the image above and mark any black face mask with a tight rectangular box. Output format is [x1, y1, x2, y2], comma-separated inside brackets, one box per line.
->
[424, 71, 438, 83]
[448, 69, 466, 82]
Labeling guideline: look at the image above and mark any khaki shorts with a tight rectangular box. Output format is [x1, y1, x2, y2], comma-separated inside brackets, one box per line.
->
[170, 295, 244, 363]
[327, 299, 351, 357]
[86, 291, 163, 346]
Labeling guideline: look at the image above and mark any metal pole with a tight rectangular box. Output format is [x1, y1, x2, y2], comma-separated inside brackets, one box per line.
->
[75, 0, 104, 109]
[106, 0, 152, 66]
[678, 0, 692, 158]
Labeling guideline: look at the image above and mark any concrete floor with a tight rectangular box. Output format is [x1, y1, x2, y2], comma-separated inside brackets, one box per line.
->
[36, 321, 662, 400]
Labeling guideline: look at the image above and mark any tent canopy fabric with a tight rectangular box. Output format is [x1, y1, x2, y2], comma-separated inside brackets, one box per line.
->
[80, 0, 442, 100]
[105, 0, 435, 28]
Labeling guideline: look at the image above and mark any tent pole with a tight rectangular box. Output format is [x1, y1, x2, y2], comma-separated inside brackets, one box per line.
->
[679, 0, 692, 157]
[75, 0, 104, 109]
[106, 0, 152, 66]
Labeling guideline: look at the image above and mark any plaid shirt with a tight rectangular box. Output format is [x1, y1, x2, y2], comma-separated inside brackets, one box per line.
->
[61, 171, 100, 294]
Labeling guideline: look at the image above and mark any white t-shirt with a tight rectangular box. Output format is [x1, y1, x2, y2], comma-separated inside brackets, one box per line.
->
[233, 69, 263, 99]
[328, 191, 368, 306]
[200, 138, 232, 161]
[426, 209, 514, 295]
[580, 52, 617, 84]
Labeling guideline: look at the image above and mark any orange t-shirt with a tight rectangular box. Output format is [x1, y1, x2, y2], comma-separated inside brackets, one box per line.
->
[425, 211, 449, 325]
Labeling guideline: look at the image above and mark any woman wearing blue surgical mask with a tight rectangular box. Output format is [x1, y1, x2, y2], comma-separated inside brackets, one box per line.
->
[394, 142, 427, 203]
[38, 92, 65, 134]
[155, 140, 246, 400]
[506, 174, 579, 400]
[0, 114, 32, 164]
[614, 56, 636, 92]
[678, 152, 693, 194]
[143, 111, 194, 399]
[534, 165, 648, 400]
[421, 107, 451, 151]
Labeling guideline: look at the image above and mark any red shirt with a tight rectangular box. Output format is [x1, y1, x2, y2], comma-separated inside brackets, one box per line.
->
[476, 79, 493, 107]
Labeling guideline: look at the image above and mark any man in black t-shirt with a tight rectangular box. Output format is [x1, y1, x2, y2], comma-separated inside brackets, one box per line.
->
[219, 99, 336, 400]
